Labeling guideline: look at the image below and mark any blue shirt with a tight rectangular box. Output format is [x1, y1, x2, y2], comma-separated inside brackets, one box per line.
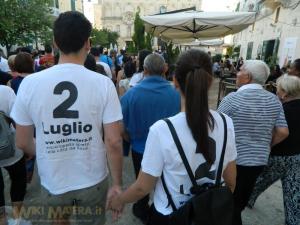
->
[11, 76, 24, 94]
[121, 75, 180, 154]
[100, 55, 113, 68]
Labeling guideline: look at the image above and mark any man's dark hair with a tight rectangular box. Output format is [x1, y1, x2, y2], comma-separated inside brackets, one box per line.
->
[138, 49, 152, 72]
[54, 11, 92, 54]
[98, 46, 104, 54]
[124, 61, 136, 78]
[84, 54, 97, 72]
[45, 45, 52, 54]
[14, 52, 34, 74]
[120, 49, 126, 55]
[20, 47, 32, 54]
[96, 64, 107, 76]
[90, 47, 100, 57]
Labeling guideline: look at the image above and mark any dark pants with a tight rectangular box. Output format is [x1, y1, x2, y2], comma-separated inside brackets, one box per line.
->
[0, 157, 27, 208]
[233, 165, 264, 225]
[131, 151, 150, 215]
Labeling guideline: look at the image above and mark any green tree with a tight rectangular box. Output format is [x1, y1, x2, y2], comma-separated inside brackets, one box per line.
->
[145, 33, 153, 51]
[226, 46, 234, 57]
[165, 42, 180, 64]
[0, 0, 53, 53]
[90, 28, 119, 48]
[131, 9, 153, 52]
[132, 10, 146, 51]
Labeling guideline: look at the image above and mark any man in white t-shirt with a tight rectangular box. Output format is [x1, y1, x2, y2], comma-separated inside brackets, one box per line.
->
[10, 11, 123, 225]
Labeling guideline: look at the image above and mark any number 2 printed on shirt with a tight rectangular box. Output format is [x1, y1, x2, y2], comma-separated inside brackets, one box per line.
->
[53, 81, 79, 119]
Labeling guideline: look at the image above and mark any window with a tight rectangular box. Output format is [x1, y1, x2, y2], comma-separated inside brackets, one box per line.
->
[55, 0, 59, 8]
[246, 42, 253, 60]
[71, 0, 76, 11]
[116, 25, 120, 33]
[275, 7, 280, 23]
[159, 6, 167, 14]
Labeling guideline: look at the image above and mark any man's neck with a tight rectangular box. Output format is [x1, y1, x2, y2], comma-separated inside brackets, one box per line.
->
[58, 53, 86, 65]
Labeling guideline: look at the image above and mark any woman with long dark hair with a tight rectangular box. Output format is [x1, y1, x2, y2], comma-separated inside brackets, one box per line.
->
[108, 49, 237, 224]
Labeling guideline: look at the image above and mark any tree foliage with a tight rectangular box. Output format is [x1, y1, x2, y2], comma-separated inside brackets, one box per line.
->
[131, 9, 152, 52]
[0, 0, 53, 53]
[165, 42, 180, 64]
[90, 28, 119, 48]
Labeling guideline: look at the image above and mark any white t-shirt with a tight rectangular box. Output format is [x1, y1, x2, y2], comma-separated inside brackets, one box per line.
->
[0, 85, 15, 115]
[96, 61, 112, 79]
[10, 63, 123, 195]
[0, 57, 10, 72]
[129, 72, 143, 87]
[0, 85, 24, 167]
[141, 111, 237, 215]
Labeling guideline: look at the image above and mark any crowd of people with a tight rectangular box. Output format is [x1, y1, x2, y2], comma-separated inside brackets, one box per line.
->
[0, 11, 300, 225]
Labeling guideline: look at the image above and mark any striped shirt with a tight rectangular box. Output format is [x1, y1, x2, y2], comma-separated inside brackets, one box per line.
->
[218, 84, 287, 166]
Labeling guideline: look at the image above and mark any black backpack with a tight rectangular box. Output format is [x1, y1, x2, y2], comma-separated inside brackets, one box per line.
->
[161, 113, 234, 225]
[0, 111, 15, 160]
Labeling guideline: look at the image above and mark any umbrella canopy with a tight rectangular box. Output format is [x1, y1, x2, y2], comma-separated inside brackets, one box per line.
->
[142, 10, 256, 43]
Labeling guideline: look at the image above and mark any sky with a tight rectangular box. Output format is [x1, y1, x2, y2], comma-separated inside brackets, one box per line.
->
[202, 0, 240, 12]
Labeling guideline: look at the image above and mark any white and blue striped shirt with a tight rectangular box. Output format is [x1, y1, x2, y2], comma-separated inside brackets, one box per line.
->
[218, 84, 287, 166]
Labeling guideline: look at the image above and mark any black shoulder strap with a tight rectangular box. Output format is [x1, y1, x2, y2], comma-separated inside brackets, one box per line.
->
[216, 112, 228, 187]
[161, 173, 177, 211]
[164, 118, 197, 187]
[161, 115, 227, 211]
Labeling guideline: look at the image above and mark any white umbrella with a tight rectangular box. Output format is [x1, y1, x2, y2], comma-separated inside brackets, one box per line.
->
[142, 10, 256, 43]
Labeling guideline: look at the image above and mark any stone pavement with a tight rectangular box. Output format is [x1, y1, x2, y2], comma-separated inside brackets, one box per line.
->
[3, 78, 285, 225]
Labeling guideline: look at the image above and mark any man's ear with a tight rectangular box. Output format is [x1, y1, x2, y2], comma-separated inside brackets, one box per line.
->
[84, 38, 91, 52]
[143, 68, 149, 76]
[53, 39, 58, 50]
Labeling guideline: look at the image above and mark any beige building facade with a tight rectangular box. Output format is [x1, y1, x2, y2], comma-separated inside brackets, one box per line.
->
[233, 0, 300, 67]
[84, 0, 202, 47]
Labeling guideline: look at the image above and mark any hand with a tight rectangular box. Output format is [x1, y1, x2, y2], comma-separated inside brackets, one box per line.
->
[105, 185, 122, 210]
[110, 194, 125, 221]
[106, 185, 123, 221]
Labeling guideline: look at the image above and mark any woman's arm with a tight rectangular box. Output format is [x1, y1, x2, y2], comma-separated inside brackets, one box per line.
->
[222, 161, 236, 192]
[109, 171, 157, 211]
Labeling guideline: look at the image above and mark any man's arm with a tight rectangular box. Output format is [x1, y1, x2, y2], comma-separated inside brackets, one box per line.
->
[271, 127, 289, 147]
[15, 124, 35, 156]
[104, 121, 123, 186]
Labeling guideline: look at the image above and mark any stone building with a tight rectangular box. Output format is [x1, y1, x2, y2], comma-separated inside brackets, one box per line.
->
[233, 0, 300, 67]
[83, 0, 202, 47]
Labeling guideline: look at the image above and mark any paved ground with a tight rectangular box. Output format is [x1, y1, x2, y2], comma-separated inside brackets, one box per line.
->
[3, 78, 285, 225]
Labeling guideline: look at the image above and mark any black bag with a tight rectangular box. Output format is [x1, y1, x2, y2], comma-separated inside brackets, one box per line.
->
[0, 111, 15, 160]
[161, 113, 234, 225]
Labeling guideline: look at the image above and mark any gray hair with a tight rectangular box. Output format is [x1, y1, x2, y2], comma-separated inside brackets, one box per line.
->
[277, 74, 300, 98]
[143, 53, 165, 75]
[242, 60, 270, 85]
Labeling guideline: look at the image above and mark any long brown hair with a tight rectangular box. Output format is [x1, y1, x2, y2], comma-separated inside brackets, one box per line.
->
[175, 49, 214, 164]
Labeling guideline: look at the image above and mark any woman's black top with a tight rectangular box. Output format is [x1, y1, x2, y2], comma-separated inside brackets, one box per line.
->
[271, 99, 300, 156]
